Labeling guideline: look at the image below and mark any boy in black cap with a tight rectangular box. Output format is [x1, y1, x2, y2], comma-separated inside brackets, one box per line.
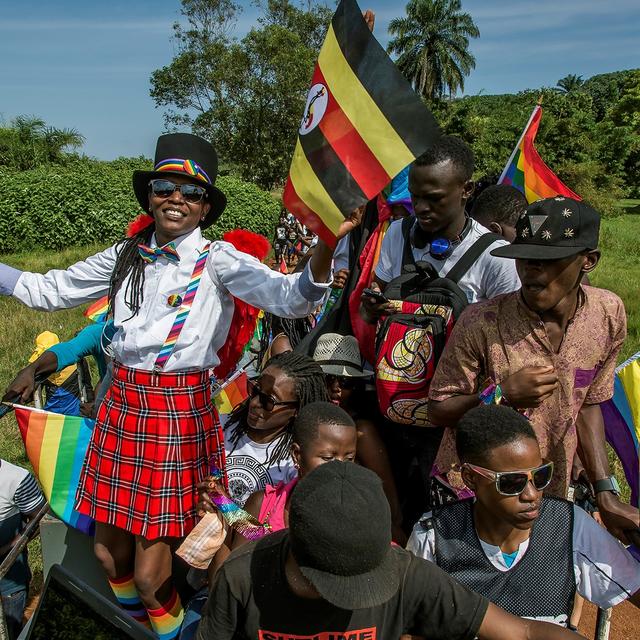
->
[196, 461, 584, 639]
[428, 196, 639, 545]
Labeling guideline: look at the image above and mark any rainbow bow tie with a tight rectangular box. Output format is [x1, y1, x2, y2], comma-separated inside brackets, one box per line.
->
[138, 242, 180, 264]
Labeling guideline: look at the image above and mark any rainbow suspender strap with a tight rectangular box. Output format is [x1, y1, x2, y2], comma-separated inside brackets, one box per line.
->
[154, 243, 210, 371]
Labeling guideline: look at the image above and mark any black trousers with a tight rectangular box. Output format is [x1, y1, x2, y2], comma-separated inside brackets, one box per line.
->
[380, 420, 444, 536]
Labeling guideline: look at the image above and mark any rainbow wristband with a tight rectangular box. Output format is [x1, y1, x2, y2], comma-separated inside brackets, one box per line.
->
[478, 382, 505, 406]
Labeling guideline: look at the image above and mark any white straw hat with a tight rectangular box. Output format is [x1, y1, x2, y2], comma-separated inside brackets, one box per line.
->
[313, 333, 371, 378]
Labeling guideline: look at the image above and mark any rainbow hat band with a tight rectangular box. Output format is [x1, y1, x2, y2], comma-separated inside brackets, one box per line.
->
[155, 158, 211, 185]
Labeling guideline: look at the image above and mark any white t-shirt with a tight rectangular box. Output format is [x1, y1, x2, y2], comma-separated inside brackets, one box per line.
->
[407, 505, 640, 611]
[0, 460, 45, 522]
[223, 427, 297, 507]
[375, 218, 520, 303]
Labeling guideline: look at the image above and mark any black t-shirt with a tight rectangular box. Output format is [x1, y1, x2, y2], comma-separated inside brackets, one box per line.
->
[196, 530, 488, 640]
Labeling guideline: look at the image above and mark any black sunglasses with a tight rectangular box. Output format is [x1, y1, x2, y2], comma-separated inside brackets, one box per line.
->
[149, 179, 207, 203]
[464, 462, 554, 496]
[325, 374, 358, 390]
[247, 378, 299, 413]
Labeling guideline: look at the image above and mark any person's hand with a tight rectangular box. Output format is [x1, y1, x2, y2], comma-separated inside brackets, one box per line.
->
[2, 365, 38, 404]
[500, 366, 558, 409]
[336, 205, 364, 241]
[79, 402, 95, 418]
[195, 476, 223, 518]
[363, 9, 375, 32]
[596, 492, 640, 546]
[331, 269, 350, 290]
[360, 282, 395, 324]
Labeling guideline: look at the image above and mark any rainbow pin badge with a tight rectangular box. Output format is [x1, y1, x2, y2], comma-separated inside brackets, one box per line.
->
[167, 294, 183, 308]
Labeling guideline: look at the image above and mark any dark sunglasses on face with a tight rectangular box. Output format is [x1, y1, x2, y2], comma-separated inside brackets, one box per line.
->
[149, 179, 207, 203]
[246, 378, 299, 413]
[463, 461, 554, 496]
[325, 374, 358, 390]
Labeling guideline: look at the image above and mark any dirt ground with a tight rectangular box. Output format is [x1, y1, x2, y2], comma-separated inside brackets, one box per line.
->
[579, 600, 639, 640]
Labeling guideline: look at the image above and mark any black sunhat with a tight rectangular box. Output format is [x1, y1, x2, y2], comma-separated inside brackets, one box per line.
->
[132, 133, 227, 229]
[491, 196, 600, 261]
[288, 461, 399, 610]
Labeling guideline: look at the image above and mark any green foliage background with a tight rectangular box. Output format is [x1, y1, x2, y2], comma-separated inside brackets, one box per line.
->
[0, 158, 280, 253]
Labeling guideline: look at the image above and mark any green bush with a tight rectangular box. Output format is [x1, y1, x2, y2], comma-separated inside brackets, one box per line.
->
[0, 158, 280, 253]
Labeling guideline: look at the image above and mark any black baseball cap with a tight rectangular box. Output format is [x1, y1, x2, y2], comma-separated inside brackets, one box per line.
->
[288, 461, 399, 610]
[491, 196, 600, 260]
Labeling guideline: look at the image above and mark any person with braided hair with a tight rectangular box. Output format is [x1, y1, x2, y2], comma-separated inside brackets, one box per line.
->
[214, 351, 329, 509]
[0, 133, 359, 639]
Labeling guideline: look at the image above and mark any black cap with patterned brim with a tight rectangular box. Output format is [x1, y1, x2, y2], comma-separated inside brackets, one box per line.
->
[132, 133, 227, 230]
[490, 196, 600, 261]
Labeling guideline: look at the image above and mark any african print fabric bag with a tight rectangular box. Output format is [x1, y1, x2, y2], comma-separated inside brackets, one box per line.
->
[374, 221, 500, 426]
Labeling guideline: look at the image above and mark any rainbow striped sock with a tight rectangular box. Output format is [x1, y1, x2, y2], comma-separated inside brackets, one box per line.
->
[108, 573, 151, 629]
[147, 587, 184, 640]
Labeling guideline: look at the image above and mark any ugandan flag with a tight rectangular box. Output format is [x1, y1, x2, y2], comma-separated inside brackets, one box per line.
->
[283, 0, 439, 247]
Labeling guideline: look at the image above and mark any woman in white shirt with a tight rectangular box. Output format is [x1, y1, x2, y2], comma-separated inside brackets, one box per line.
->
[0, 133, 358, 638]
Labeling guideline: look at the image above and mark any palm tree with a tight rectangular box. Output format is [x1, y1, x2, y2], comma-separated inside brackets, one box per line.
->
[0, 116, 84, 170]
[555, 74, 584, 94]
[387, 0, 480, 101]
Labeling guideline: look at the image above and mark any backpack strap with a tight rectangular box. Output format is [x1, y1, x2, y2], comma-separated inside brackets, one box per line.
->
[446, 232, 502, 284]
[400, 216, 417, 274]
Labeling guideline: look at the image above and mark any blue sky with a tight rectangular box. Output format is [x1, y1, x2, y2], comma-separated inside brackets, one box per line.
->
[1, 0, 638, 159]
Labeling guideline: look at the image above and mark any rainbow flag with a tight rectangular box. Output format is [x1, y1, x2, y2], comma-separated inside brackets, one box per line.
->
[13, 404, 95, 534]
[283, 0, 438, 247]
[84, 295, 109, 323]
[498, 105, 580, 203]
[601, 353, 640, 508]
[213, 370, 249, 415]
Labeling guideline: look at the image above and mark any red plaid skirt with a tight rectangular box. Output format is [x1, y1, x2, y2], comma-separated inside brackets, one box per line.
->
[75, 363, 225, 540]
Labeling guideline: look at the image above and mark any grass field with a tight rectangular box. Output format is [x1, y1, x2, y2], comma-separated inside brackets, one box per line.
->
[1, 217, 639, 589]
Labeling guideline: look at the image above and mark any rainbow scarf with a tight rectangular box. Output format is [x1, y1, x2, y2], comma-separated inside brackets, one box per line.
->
[12, 404, 94, 534]
[601, 352, 640, 507]
[154, 243, 210, 370]
[499, 105, 580, 203]
[209, 463, 271, 540]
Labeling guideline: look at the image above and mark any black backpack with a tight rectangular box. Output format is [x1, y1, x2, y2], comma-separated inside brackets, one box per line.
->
[374, 217, 500, 426]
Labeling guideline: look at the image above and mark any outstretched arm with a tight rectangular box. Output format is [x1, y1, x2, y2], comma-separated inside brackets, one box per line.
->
[0, 246, 117, 310]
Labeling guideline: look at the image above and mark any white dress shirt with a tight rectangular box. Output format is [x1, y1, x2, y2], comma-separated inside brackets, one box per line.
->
[8, 227, 329, 372]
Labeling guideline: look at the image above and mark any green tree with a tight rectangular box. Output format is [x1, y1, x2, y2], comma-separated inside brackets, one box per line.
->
[387, 0, 479, 100]
[150, 0, 331, 189]
[0, 115, 84, 171]
[555, 74, 584, 94]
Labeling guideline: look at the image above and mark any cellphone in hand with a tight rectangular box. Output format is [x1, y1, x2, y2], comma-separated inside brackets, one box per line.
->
[362, 287, 390, 304]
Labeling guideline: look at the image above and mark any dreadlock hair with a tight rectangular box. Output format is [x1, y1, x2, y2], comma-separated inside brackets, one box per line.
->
[413, 134, 474, 182]
[226, 351, 330, 468]
[471, 184, 527, 228]
[255, 314, 314, 365]
[108, 222, 156, 319]
[455, 405, 537, 466]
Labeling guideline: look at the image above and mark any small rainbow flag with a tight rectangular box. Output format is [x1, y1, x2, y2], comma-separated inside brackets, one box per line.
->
[498, 104, 580, 203]
[213, 370, 249, 416]
[13, 404, 95, 534]
[84, 295, 110, 323]
[601, 352, 640, 508]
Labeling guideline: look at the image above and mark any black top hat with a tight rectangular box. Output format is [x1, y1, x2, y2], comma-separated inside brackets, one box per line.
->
[491, 196, 600, 261]
[289, 461, 399, 610]
[132, 133, 227, 229]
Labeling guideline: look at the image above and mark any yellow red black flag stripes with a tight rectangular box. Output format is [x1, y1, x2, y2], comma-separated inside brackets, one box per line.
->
[284, 0, 439, 247]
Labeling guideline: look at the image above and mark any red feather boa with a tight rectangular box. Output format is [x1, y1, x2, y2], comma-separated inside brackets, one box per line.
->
[214, 230, 271, 380]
